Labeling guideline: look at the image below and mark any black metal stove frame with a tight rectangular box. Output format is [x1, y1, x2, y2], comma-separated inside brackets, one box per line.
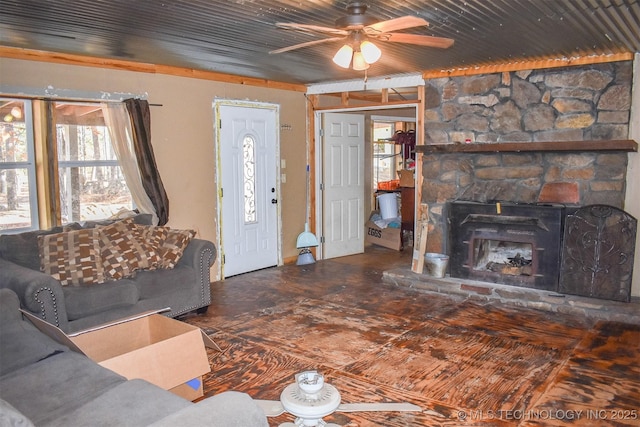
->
[448, 201, 566, 291]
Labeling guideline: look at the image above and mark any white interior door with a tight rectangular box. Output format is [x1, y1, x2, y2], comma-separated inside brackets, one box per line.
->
[217, 102, 279, 277]
[322, 112, 365, 259]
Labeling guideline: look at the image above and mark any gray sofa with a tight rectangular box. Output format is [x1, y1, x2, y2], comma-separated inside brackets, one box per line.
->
[0, 215, 216, 333]
[0, 288, 268, 427]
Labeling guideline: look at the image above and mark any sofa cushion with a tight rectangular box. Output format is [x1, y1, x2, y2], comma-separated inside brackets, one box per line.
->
[0, 226, 63, 271]
[38, 228, 105, 286]
[63, 280, 140, 321]
[0, 290, 70, 377]
[149, 391, 269, 427]
[135, 226, 196, 269]
[135, 265, 195, 299]
[139, 225, 170, 266]
[0, 351, 125, 426]
[43, 379, 191, 427]
[158, 229, 197, 269]
[98, 218, 161, 280]
[81, 212, 153, 229]
[0, 398, 35, 427]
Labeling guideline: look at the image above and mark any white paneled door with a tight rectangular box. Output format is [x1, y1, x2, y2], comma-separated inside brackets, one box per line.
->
[321, 112, 365, 259]
[217, 102, 279, 277]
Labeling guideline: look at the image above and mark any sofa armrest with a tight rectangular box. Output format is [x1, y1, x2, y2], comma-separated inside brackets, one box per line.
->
[176, 238, 216, 307]
[0, 258, 69, 331]
[177, 238, 216, 271]
[149, 391, 268, 427]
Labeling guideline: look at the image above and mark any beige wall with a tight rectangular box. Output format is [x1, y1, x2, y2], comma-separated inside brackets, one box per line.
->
[0, 58, 308, 279]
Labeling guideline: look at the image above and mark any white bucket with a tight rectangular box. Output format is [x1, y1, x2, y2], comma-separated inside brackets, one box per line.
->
[424, 253, 449, 278]
[377, 193, 398, 219]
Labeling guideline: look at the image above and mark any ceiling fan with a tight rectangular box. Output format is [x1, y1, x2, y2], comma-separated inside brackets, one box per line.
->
[269, 2, 454, 71]
[255, 370, 421, 426]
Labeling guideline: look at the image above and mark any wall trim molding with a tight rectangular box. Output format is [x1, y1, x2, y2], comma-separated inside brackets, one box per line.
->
[0, 46, 308, 92]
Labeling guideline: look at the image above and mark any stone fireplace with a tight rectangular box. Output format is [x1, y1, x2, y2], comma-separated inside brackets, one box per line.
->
[382, 60, 639, 320]
[411, 60, 638, 301]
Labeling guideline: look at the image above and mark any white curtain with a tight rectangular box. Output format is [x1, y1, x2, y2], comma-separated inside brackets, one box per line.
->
[101, 103, 158, 225]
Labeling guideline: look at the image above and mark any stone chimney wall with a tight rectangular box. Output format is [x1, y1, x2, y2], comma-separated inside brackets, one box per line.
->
[421, 61, 633, 254]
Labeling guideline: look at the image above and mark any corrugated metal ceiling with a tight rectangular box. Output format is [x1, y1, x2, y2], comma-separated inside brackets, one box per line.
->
[0, 0, 639, 85]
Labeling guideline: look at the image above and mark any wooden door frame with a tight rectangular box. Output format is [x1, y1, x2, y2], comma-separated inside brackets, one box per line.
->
[213, 98, 282, 280]
[308, 88, 425, 260]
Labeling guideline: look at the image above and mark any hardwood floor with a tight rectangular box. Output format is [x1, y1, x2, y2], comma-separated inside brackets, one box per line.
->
[182, 246, 640, 426]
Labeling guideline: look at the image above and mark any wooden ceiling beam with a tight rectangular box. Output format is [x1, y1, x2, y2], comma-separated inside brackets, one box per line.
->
[0, 46, 308, 92]
[313, 99, 420, 112]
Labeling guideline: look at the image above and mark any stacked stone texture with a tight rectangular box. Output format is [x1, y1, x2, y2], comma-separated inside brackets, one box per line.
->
[421, 61, 632, 254]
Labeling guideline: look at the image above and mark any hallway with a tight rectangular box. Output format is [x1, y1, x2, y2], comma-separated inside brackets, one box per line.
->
[182, 246, 640, 426]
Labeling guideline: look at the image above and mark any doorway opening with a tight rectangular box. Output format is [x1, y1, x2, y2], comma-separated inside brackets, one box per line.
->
[372, 118, 416, 191]
[315, 106, 419, 261]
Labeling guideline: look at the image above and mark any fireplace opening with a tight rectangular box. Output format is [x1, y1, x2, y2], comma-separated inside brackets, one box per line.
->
[472, 238, 533, 276]
[449, 201, 565, 291]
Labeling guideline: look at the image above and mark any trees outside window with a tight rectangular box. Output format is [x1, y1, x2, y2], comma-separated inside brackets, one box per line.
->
[0, 98, 134, 232]
[0, 99, 38, 231]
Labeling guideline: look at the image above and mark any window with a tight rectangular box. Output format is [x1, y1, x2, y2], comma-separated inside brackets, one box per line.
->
[372, 121, 401, 189]
[0, 97, 134, 232]
[0, 99, 38, 231]
[242, 134, 257, 223]
[372, 120, 416, 191]
[54, 102, 133, 224]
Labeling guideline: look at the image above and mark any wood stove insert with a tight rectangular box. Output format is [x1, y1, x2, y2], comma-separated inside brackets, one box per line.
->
[448, 201, 565, 291]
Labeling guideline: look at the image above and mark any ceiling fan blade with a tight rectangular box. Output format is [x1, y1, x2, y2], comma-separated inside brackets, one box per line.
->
[337, 402, 422, 412]
[380, 33, 454, 49]
[269, 36, 345, 54]
[366, 16, 428, 34]
[275, 22, 349, 36]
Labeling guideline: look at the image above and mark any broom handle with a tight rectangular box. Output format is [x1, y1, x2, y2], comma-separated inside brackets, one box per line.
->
[305, 164, 310, 225]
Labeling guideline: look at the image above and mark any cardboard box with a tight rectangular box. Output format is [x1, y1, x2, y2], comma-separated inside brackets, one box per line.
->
[398, 169, 415, 187]
[170, 376, 204, 401]
[22, 310, 220, 401]
[365, 220, 402, 250]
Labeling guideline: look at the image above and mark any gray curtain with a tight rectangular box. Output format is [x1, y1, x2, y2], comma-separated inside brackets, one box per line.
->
[124, 99, 169, 225]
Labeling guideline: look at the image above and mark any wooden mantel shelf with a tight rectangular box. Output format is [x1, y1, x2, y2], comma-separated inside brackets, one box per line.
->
[416, 140, 638, 154]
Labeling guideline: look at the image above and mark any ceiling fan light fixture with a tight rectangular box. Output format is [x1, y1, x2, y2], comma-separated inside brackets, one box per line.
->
[332, 44, 353, 68]
[10, 106, 23, 119]
[351, 51, 370, 71]
[360, 40, 381, 64]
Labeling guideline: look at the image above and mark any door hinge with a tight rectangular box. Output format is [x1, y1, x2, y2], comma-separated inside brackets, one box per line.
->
[320, 236, 325, 244]
[319, 183, 324, 191]
[319, 128, 324, 137]
[222, 254, 225, 264]
[220, 188, 223, 197]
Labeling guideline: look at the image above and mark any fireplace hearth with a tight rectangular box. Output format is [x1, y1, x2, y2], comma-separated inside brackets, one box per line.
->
[448, 201, 565, 291]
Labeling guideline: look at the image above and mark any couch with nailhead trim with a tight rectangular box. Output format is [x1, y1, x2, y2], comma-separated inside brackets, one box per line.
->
[0, 214, 215, 333]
